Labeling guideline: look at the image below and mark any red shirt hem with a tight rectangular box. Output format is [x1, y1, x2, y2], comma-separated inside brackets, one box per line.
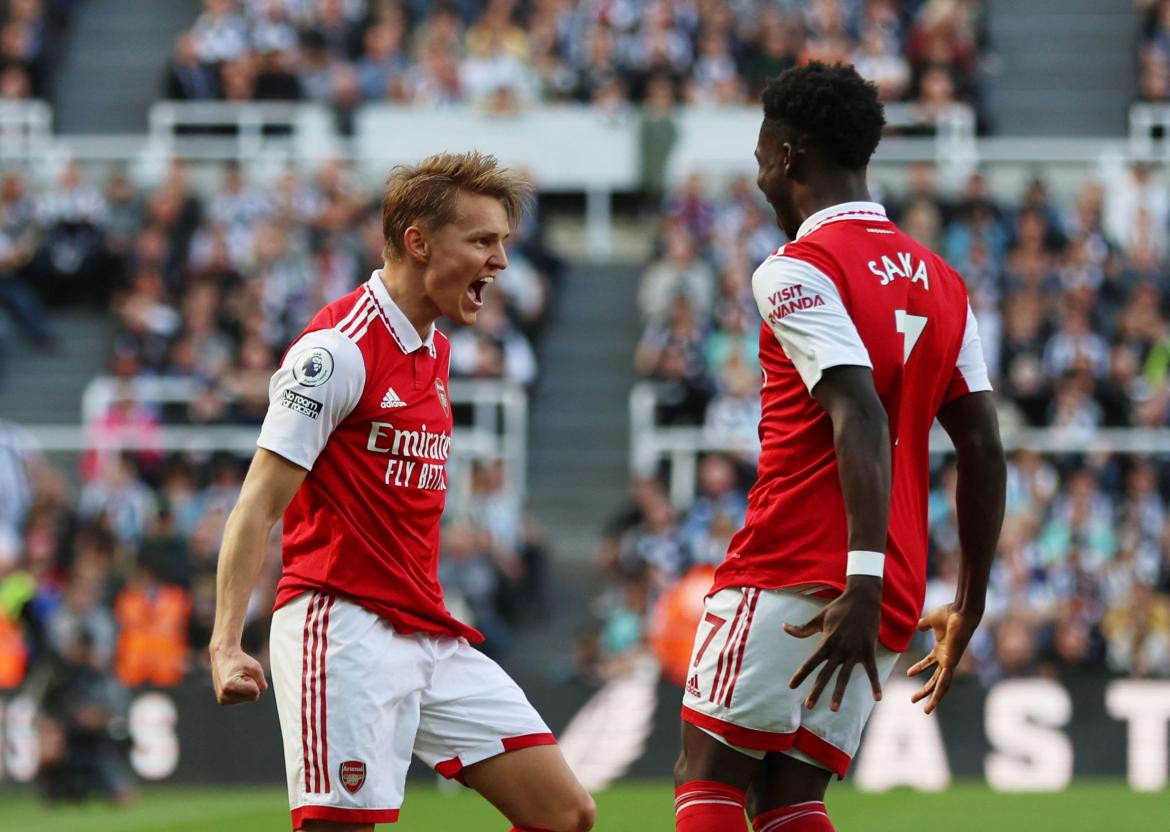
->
[274, 583, 483, 644]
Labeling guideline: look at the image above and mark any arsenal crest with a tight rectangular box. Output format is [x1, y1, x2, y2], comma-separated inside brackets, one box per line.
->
[339, 760, 366, 794]
[434, 379, 449, 416]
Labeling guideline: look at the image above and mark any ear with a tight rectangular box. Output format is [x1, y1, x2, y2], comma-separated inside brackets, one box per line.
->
[403, 226, 429, 263]
[781, 139, 804, 180]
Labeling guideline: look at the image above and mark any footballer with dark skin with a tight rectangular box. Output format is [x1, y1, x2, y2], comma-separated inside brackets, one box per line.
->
[673, 63, 1006, 828]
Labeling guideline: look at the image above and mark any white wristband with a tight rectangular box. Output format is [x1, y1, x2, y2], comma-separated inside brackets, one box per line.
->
[846, 550, 885, 578]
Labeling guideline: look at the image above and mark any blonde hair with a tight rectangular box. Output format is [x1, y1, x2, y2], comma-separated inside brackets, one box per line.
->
[381, 151, 532, 263]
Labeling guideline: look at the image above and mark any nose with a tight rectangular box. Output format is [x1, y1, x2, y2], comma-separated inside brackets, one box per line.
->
[491, 241, 508, 270]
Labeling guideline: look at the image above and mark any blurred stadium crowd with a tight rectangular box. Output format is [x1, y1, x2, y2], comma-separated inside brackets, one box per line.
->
[0, 0, 77, 102]
[1140, 0, 1170, 101]
[595, 161, 1170, 685]
[149, 0, 987, 126]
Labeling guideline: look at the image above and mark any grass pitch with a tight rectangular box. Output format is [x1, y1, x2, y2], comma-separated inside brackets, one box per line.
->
[0, 781, 1166, 831]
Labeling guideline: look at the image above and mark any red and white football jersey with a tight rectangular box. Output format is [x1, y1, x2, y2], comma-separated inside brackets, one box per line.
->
[257, 272, 481, 643]
[711, 202, 991, 652]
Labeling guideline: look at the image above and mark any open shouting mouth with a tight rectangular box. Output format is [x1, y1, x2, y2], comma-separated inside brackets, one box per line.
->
[468, 275, 494, 307]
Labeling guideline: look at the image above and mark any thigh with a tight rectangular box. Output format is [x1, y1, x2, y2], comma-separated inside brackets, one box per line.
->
[270, 593, 427, 829]
[746, 751, 832, 817]
[412, 640, 555, 780]
[675, 719, 762, 790]
[460, 744, 592, 829]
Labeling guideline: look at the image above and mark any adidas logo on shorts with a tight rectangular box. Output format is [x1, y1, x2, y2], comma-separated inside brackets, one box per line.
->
[686, 674, 701, 698]
[381, 387, 407, 409]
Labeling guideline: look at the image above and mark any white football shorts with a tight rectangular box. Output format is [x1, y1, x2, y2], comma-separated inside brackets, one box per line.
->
[681, 587, 899, 778]
[270, 591, 555, 829]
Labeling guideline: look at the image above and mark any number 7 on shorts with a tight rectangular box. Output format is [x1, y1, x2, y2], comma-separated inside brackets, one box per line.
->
[693, 613, 727, 667]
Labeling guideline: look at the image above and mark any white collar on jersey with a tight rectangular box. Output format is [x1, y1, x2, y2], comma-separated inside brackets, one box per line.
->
[367, 271, 436, 354]
[794, 201, 888, 241]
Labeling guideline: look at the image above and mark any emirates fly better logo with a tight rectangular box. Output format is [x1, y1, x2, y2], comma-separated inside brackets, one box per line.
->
[339, 760, 366, 793]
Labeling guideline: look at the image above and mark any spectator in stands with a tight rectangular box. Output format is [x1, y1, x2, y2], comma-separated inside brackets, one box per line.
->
[439, 521, 513, 656]
[615, 490, 687, 589]
[34, 160, 110, 304]
[637, 220, 714, 324]
[742, 8, 797, 98]
[447, 291, 537, 385]
[703, 351, 761, 458]
[638, 74, 678, 213]
[635, 294, 711, 425]
[1103, 583, 1170, 676]
[1105, 164, 1170, 261]
[79, 454, 158, 547]
[679, 455, 746, 565]
[252, 46, 303, 100]
[402, 38, 464, 104]
[0, 63, 32, 99]
[163, 33, 219, 100]
[249, 0, 298, 56]
[356, 18, 408, 100]
[190, 0, 249, 64]
[852, 22, 911, 101]
[0, 173, 52, 346]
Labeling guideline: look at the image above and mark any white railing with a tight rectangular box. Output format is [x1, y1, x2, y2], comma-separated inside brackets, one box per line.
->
[1129, 103, 1170, 159]
[630, 381, 1170, 507]
[147, 101, 339, 162]
[52, 375, 528, 499]
[0, 99, 52, 161]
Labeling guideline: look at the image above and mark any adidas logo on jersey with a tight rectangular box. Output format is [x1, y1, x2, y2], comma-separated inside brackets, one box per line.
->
[380, 387, 407, 409]
[686, 674, 701, 698]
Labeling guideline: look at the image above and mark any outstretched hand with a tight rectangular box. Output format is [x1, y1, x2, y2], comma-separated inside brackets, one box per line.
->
[785, 578, 883, 712]
[906, 604, 981, 714]
[210, 644, 269, 706]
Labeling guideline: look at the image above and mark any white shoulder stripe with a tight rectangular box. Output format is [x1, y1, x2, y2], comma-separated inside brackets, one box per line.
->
[340, 301, 376, 340]
[335, 292, 371, 333]
[350, 318, 375, 343]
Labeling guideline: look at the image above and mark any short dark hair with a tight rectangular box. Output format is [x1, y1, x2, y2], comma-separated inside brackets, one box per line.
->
[761, 62, 886, 170]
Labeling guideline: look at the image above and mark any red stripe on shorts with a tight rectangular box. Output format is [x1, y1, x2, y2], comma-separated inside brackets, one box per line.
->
[722, 589, 760, 707]
[291, 806, 400, 828]
[300, 593, 321, 793]
[715, 590, 755, 705]
[310, 593, 329, 793]
[709, 592, 747, 703]
[318, 596, 334, 793]
[435, 733, 557, 782]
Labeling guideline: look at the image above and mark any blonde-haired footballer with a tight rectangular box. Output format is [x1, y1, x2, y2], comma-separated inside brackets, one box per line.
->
[210, 152, 594, 832]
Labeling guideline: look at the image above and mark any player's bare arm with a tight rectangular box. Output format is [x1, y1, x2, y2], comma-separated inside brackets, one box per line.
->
[786, 365, 891, 712]
[210, 448, 307, 706]
[908, 390, 1005, 713]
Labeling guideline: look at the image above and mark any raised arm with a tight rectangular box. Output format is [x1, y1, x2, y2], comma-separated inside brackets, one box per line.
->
[209, 448, 306, 705]
[908, 390, 1005, 713]
[786, 365, 891, 711]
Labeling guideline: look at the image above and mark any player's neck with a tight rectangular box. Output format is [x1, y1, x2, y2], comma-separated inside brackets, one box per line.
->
[378, 265, 438, 341]
[796, 172, 873, 225]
